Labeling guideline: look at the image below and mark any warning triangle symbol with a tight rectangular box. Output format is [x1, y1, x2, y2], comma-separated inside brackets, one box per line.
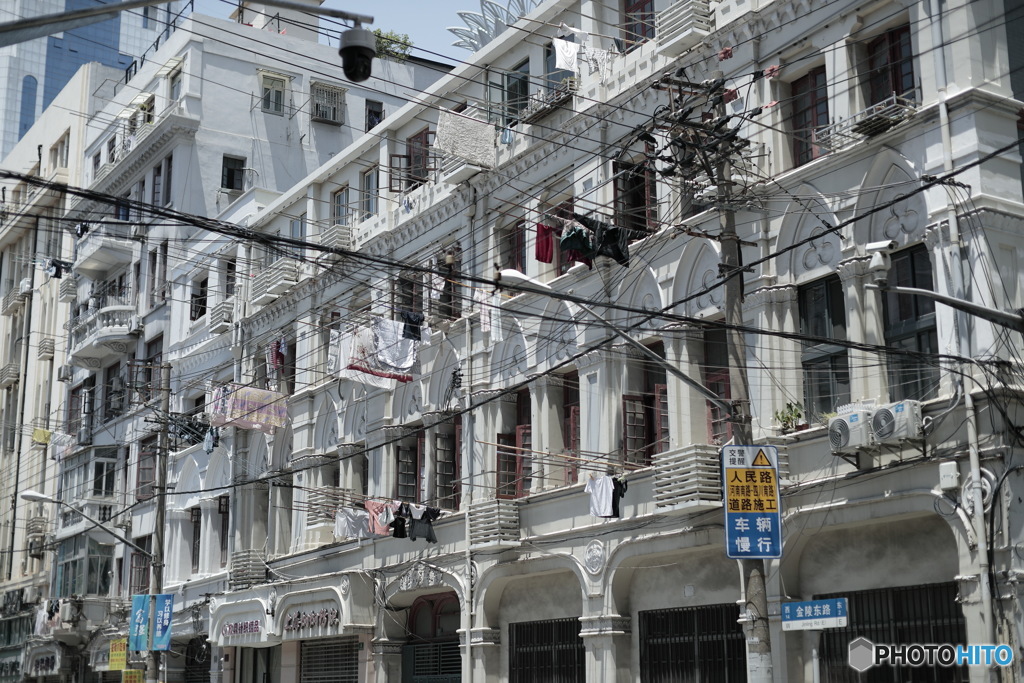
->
[751, 450, 772, 467]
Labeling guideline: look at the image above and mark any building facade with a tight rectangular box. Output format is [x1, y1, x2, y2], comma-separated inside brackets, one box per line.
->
[6, 0, 1024, 681]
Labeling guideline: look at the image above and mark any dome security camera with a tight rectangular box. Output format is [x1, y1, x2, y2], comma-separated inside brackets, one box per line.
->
[339, 28, 376, 83]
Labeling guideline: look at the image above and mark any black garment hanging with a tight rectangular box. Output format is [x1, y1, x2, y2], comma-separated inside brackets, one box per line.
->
[574, 213, 630, 267]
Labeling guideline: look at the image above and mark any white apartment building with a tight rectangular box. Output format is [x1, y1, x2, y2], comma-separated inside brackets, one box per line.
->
[6, 0, 1024, 681]
[196, 0, 1024, 681]
[3, 4, 448, 683]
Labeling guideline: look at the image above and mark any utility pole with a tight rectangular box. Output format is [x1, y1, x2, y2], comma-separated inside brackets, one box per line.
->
[712, 76, 772, 682]
[145, 363, 171, 683]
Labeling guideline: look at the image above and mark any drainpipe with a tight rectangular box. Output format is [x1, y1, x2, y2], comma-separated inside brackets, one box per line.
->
[7, 218, 38, 579]
[462, 187, 482, 683]
[929, 0, 997, 651]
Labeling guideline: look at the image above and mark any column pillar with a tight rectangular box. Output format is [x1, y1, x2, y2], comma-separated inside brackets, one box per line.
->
[663, 323, 710, 445]
[579, 615, 631, 682]
[369, 640, 402, 683]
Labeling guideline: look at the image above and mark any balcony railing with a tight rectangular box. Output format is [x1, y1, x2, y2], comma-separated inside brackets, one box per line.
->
[816, 93, 917, 151]
[652, 444, 723, 511]
[37, 337, 54, 360]
[656, 0, 713, 57]
[229, 550, 267, 591]
[208, 299, 233, 333]
[66, 290, 138, 365]
[0, 361, 20, 389]
[251, 258, 298, 306]
[73, 221, 134, 280]
[469, 498, 520, 548]
[519, 77, 579, 125]
[306, 487, 353, 522]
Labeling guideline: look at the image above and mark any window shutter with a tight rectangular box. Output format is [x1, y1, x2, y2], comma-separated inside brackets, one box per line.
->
[653, 383, 669, 455]
[565, 405, 580, 485]
[515, 425, 532, 497]
[622, 395, 648, 466]
[496, 433, 516, 499]
[389, 153, 409, 193]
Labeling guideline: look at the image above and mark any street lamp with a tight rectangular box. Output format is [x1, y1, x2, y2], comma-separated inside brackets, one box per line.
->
[21, 490, 153, 558]
[495, 268, 732, 415]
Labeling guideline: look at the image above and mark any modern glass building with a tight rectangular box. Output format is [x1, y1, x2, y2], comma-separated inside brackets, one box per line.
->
[0, 0, 187, 157]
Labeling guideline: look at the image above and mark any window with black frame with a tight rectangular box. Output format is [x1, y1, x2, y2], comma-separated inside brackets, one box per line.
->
[790, 66, 829, 166]
[865, 24, 915, 105]
[799, 275, 850, 420]
[883, 245, 938, 401]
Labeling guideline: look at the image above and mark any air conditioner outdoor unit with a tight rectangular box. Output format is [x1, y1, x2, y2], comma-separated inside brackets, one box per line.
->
[77, 428, 92, 445]
[59, 600, 75, 623]
[19, 278, 32, 296]
[828, 409, 874, 454]
[57, 365, 73, 382]
[871, 400, 923, 443]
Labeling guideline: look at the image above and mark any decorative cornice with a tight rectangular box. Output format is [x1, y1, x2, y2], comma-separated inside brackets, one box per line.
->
[836, 255, 871, 281]
[578, 615, 631, 637]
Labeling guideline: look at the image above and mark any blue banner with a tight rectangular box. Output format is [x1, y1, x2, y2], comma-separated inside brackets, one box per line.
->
[152, 594, 174, 651]
[128, 595, 149, 651]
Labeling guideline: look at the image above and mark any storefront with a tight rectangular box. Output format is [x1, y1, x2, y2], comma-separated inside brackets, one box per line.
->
[23, 642, 65, 683]
[209, 595, 280, 683]
[277, 587, 364, 683]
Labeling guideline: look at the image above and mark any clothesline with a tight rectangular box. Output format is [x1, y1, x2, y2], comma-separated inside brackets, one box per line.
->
[475, 439, 646, 471]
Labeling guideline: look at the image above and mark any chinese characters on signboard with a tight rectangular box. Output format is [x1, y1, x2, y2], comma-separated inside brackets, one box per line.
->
[723, 446, 782, 559]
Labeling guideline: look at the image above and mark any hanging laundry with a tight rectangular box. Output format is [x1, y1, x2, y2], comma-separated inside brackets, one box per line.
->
[390, 515, 408, 538]
[209, 383, 287, 433]
[559, 219, 596, 257]
[435, 107, 495, 169]
[723, 89, 739, 104]
[718, 46, 734, 61]
[557, 22, 589, 43]
[574, 213, 630, 267]
[500, 125, 516, 146]
[203, 427, 219, 454]
[364, 500, 395, 536]
[374, 317, 417, 370]
[581, 47, 613, 82]
[399, 310, 425, 341]
[585, 475, 615, 517]
[535, 223, 556, 263]
[429, 267, 445, 301]
[553, 38, 580, 73]
[763, 65, 781, 79]
[334, 507, 370, 540]
[610, 475, 628, 517]
[408, 506, 441, 543]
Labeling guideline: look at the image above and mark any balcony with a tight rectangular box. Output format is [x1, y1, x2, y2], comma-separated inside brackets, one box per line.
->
[251, 258, 298, 306]
[54, 499, 114, 541]
[469, 499, 520, 548]
[66, 289, 139, 367]
[656, 0, 713, 57]
[72, 221, 135, 281]
[0, 361, 20, 388]
[37, 337, 54, 361]
[816, 93, 917, 151]
[439, 152, 485, 186]
[652, 444, 723, 513]
[208, 299, 234, 333]
[519, 77, 579, 125]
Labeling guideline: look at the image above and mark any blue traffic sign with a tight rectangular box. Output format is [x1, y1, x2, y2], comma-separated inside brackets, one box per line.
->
[782, 597, 848, 630]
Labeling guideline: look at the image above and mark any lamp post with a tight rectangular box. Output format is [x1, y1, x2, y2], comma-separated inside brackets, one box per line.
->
[20, 490, 154, 558]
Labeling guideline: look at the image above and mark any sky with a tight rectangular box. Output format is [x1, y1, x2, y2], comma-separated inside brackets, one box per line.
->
[192, 0, 476, 65]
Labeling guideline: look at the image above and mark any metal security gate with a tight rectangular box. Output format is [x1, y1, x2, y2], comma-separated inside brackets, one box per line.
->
[401, 641, 460, 683]
[817, 583, 968, 683]
[639, 603, 745, 683]
[184, 637, 211, 683]
[508, 618, 584, 683]
[299, 637, 359, 683]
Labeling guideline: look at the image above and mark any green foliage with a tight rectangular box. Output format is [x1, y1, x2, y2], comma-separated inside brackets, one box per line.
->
[774, 402, 804, 432]
[374, 29, 413, 63]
